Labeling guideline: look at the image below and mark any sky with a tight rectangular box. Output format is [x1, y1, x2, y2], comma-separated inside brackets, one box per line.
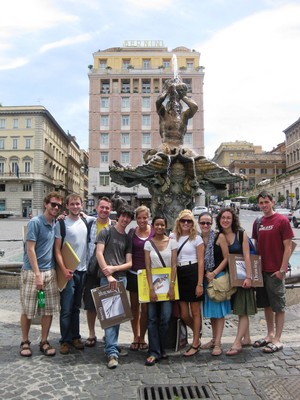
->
[1, 0, 300, 159]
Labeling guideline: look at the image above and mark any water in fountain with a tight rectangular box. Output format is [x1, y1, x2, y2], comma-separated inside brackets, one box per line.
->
[191, 158, 197, 179]
[172, 54, 178, 81]
[166, 155, 172, 178]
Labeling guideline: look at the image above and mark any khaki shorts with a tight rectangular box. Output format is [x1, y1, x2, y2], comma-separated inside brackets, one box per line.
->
[20, 269, 60, 319]
[255, 272, 286, 312]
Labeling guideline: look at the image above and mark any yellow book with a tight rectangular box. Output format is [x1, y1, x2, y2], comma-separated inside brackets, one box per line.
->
[137, 268, 179, 303]
[56, 241, 80, 291]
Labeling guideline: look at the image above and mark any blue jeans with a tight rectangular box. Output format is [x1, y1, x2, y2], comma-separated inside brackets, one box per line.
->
[60, 271, 86, 343]
[147, 301, 172, 359]
[100, 276, 127, 358]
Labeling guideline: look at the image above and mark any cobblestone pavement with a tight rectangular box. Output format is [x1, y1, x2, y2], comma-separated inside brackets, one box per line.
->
[1, 289, 300, 400]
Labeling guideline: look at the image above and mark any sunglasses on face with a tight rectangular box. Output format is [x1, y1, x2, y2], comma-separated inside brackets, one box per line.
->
[50, 202, 62, 209]
[179, 219, 193, 224]
[199, 221, 212, 226]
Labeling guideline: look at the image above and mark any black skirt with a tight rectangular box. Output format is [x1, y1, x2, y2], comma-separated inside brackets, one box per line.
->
[177, 262, 203, 302]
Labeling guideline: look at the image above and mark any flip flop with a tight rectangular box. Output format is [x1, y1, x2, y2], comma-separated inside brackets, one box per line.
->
[130, 342, 140, 351]
[85, 337, 97, 347]
[139, 342, 149, 351]
[262, 343, 283, 353]
[253, 338, 270, 348]
[226, 347, 242, 356]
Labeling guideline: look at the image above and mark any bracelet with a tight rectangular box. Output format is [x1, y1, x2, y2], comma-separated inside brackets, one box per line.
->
[197, 283, 203, 287]
[246, 277, 251, 280]
[170, 280, 175, 284]
[212, 271, 216, 276]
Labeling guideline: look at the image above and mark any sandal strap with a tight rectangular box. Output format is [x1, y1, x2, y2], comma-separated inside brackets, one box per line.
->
[40, 340, 50, 347]
[20, 340, 31, 347]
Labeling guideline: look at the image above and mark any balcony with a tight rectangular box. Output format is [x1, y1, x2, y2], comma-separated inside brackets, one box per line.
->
[93, 66, 203, 76]
[0, 172, 34, 180]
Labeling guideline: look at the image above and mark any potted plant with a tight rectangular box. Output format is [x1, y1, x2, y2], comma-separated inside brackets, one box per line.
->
[127, 65, 134, 70]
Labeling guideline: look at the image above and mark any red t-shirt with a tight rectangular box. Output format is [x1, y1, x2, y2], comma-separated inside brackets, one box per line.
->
[252, 213, 294, 273]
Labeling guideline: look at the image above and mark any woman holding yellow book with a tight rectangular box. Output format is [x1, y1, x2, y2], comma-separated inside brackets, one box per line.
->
[144, 215, 177, 366]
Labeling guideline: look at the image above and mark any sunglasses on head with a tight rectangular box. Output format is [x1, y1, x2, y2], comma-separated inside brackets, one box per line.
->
[199, 221, 212, 226]
[50, 202, 62, 209]
[179, 218, 193, 224]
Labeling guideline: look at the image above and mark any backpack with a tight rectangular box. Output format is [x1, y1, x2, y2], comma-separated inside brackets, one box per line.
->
[238, 229, 256, 255]
[58, 217, 93, 249]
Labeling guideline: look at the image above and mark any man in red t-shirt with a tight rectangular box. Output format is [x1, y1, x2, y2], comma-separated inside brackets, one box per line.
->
[252, 191, 294, 353]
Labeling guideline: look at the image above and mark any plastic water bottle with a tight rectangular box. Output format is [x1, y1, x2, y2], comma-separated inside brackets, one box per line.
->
[37, 290, 45, 309]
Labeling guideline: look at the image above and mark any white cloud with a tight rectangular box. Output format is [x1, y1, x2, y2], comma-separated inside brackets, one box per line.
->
[0, 0, 78, 37]
[0, 0, 79, 70]
[197, 3, 300, 158]
[0, 58, 29, 71]
[39, 33, 92, 53]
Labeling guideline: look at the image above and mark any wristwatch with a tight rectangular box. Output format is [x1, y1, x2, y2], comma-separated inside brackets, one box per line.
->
[279, 269, 286, 278]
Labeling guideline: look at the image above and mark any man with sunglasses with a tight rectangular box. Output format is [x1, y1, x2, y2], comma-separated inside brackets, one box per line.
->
[20, 191, 63, 357]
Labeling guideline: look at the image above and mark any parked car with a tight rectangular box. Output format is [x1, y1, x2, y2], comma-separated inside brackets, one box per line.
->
[274, 208, 293, 222]
[192, 206, 208, 217]
[292, 201, 300, 227]
[240, 203, 250, 209]
[248, 203, 260, 211]
[109, 211, 117, 221]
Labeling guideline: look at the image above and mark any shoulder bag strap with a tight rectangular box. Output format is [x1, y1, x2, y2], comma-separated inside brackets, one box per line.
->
[149, 239, 167, 268]
[177, 237, 189, 256]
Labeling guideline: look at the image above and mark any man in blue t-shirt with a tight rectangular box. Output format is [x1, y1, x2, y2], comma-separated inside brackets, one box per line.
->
[20, 191, 63, 357]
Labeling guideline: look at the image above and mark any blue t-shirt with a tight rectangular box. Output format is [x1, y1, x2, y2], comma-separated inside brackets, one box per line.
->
[23, 214, 56, 271]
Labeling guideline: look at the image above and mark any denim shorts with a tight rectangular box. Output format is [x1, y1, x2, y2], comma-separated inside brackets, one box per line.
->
[255, 272, 286, 312]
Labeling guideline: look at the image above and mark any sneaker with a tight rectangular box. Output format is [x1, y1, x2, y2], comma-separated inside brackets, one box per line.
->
[107, 355, 118, 369]
[72, 338, 84, 350]
[117, 346, 128, 357]
[60, 342, 70, 355]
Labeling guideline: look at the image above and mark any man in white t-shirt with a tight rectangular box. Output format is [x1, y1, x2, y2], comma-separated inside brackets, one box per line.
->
[55, 193, 89, 355]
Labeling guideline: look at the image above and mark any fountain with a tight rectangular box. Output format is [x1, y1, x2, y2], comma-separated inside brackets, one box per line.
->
[110, 60, 245, 228]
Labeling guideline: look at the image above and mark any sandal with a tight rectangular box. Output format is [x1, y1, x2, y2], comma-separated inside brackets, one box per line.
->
[130, 342, 140, 351]
[183, 344, 200, 357]
[145, 355, 158, 366]
[201, 340, 215, 350]
[85, 337, 97, 347]
[20, 340, 32, 357]
[211, 344, 222, 356]
[226, 347, 242, 356]
[253, 338, 270, 348]
[39, 340, 56, 356]
[139, 342, 149, 351]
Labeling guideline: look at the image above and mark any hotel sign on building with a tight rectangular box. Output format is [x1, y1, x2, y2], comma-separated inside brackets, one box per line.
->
[123, 40, 165, 48]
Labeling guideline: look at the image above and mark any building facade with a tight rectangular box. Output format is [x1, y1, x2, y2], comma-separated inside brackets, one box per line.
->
[88, 41, 204, 209]
[0, 106, 88, 216]
[253, 118, 300, 208]
[212, 140, 286, 197]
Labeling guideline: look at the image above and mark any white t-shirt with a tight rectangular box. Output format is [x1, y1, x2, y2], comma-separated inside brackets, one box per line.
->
[144, 238, 177, 268]
[169, 233, 203, 263]
[55, 217, 88, 271]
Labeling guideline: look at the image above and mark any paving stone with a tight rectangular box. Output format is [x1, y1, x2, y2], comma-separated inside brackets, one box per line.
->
[1, 287, 300, 399]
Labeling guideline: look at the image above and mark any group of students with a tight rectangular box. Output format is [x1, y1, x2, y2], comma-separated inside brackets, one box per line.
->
[19, 189, 294, 370]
